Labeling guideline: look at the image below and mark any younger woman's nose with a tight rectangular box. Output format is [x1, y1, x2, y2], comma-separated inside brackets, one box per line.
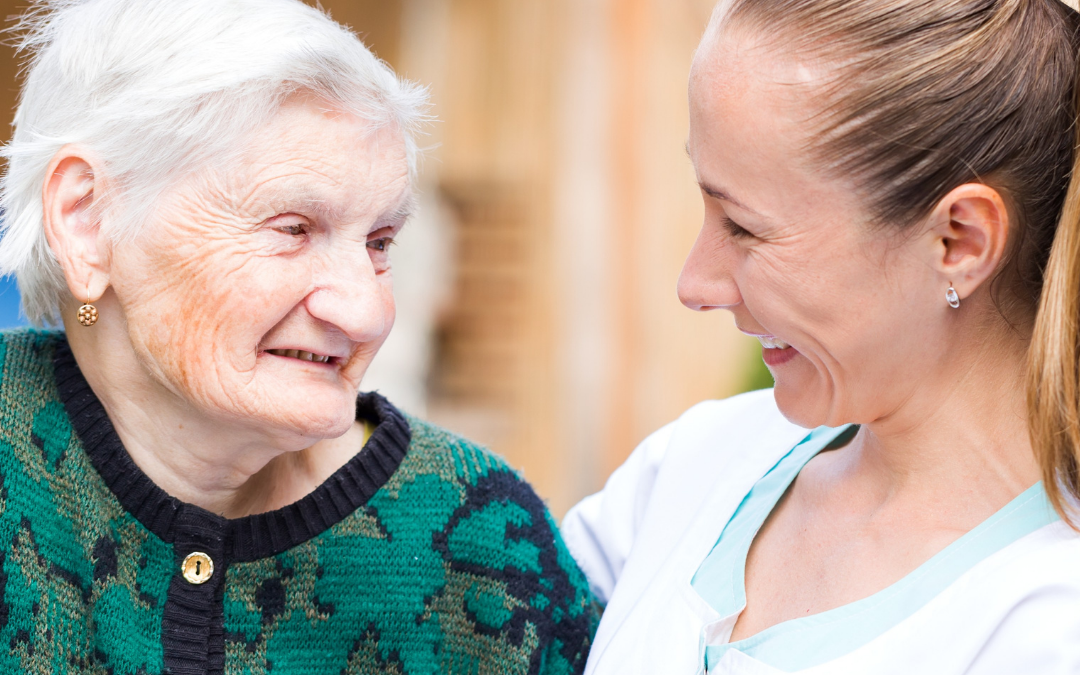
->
[677, 228, 741, 311]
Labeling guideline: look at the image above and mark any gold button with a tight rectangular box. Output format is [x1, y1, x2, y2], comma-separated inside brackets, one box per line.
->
[181, 552, 214, 585]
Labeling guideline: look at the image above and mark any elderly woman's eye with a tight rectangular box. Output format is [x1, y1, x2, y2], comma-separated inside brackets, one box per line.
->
[276, 223, 307, 236]
[367, 237, 395, 252]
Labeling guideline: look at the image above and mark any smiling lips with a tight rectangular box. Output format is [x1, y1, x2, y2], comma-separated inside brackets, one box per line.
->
[265, 348, 334, 364]
[756, 335, 791, 350]
[754, 334, 798, 367]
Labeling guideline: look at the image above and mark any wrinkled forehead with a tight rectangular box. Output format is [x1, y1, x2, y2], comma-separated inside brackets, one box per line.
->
[202, 99, 413, 222]
[236, 96, 409, 173]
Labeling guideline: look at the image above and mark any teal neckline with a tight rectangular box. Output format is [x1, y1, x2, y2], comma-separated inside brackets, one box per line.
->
[692, 426, 1059, 672]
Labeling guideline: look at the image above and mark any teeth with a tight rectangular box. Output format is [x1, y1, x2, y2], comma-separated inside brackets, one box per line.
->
[266, 349, 332, 363]
[758, 336, 791, 350]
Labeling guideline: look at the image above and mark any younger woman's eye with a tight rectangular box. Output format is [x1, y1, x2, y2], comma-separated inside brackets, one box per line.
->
[721, 216, 752, 239]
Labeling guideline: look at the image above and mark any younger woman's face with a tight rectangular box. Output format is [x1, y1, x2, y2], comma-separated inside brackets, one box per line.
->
[681, 29, 951, 428]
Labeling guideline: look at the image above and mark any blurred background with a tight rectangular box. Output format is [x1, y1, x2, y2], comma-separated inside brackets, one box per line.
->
[0, 0, 772, 517]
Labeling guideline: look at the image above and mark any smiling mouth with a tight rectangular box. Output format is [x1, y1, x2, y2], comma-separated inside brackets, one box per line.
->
[265, 348, 334, 364]
[756, 335, 791, 350]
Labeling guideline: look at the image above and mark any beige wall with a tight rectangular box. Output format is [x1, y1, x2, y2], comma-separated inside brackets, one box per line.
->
[0, 0, 761, 517]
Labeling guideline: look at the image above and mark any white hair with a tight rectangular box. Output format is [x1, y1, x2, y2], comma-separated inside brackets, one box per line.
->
[0, 0, 429, 325]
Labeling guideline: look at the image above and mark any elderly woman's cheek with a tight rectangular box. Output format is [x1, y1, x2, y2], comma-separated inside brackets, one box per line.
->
[123, 242, 309, 407]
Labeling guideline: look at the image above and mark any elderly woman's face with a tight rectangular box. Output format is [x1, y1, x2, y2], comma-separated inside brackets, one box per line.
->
[681, 32, 948, 428]
[107, 99, 410, 440]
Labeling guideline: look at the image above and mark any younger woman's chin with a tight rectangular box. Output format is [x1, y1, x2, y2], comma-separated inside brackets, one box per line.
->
[771, 383, 830, 430]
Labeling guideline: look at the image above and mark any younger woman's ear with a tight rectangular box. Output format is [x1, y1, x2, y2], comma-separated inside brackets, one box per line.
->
[41, 146, 111, 303]
[925, 183, 1010, 302]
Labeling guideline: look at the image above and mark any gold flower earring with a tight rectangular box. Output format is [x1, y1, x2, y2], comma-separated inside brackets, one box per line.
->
[77, 285, 98, 327]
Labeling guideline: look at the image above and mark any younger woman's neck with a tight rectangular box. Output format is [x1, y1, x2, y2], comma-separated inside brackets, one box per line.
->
[855, 319, 1038, 509]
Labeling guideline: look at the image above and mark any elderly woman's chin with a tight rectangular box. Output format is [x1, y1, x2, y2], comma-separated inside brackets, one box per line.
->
[254, 380, 362, 440]
[251, 352, 377, 440]
[214, 353, 376, 441]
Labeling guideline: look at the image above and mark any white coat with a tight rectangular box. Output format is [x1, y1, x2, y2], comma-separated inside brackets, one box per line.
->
[562, 389, 1080, 674]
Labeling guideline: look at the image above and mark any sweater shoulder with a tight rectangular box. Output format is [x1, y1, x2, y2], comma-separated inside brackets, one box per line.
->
[0, 328, 65, 387]
[402, 414, 522, 487]
[0, 329, 73, 455]
[0, 327, 64, 350]
[393, 414, 559, 562]
[379, 414, 598, 672]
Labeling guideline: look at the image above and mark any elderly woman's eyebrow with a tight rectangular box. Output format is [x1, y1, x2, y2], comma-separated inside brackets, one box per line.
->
[252, 187, 415, 227]
[372, 192, 418, 231]
[250, 189, 344, 220]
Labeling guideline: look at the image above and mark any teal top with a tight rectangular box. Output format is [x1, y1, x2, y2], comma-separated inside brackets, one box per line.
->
[691, 426, 1060, 673]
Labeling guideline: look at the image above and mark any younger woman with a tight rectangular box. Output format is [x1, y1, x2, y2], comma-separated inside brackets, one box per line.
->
[566, 0, 1080, 672]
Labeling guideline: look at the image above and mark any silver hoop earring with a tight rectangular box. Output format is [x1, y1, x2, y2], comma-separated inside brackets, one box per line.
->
[946, 284, 960, 309]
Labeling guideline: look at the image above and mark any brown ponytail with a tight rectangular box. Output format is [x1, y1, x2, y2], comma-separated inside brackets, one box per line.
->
[1029, 66, 1080, 522]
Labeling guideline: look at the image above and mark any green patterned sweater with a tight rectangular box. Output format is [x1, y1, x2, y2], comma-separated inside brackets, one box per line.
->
[0, 330, 598, 674]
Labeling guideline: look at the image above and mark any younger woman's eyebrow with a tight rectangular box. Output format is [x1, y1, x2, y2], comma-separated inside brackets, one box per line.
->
[697, 180, 766, 219]
[685, 141, 765, 218]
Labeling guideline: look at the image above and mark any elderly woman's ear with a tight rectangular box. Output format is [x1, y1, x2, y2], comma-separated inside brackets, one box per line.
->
[41, 146, 111, 308]
[922, 183, 1011, 306]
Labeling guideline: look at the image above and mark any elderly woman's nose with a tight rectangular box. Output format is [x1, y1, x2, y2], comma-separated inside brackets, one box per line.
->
[303, 257, 392, 343]
[678, 228, 741, 311]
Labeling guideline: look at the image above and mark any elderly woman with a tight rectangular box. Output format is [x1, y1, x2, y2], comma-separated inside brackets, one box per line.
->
[564, 0, 1080, 673]
[0, 0, 596, 673]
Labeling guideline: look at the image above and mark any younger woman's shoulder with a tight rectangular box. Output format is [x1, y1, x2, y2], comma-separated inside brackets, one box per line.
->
[647, 388, 807, 474]
[561, 389, 808, 605]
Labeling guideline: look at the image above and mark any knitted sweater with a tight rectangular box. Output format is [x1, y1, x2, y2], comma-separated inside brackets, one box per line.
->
[0, 330, 598, 674]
